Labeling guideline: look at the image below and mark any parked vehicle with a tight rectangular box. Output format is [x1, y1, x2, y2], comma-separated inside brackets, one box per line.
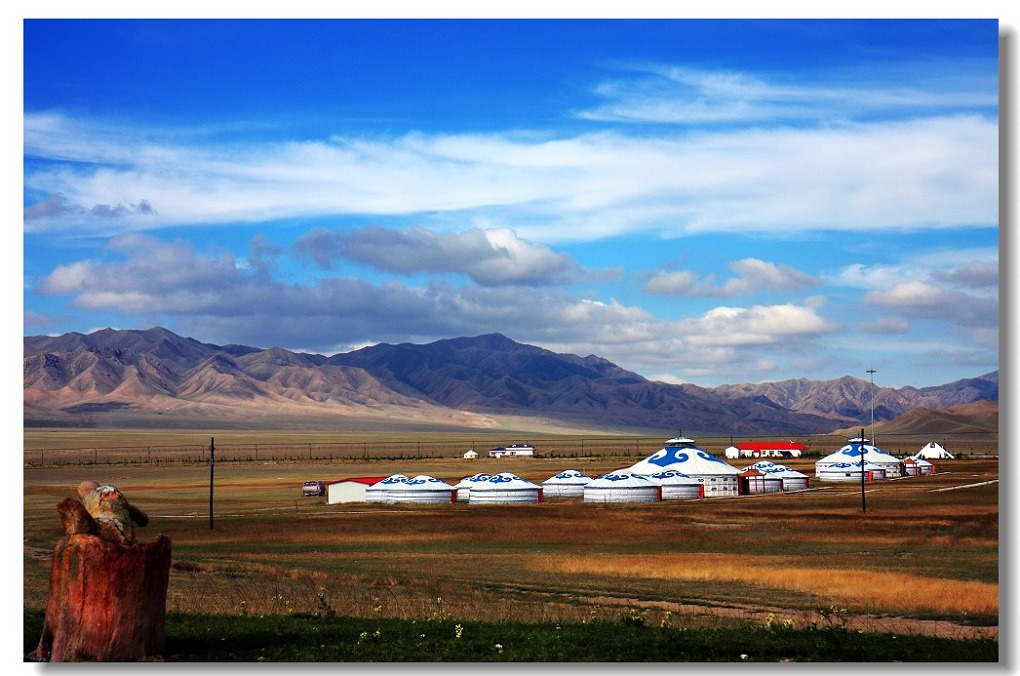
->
[302, 480, 325, 497]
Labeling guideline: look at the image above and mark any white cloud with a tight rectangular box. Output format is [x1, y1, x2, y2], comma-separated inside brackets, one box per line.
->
[575, 64, 996, 126]
[293, 225, 591, 286]
[34, 233, 847, 384]
[863, 281, 998, 328]
[24, 111, 998, 242]
[643, 257, 819, 297]
[680, 303, 838, 347]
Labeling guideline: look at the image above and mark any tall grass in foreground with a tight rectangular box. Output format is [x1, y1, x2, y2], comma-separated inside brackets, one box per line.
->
[23, 608, 998, 662]
[539, 554, 997, 617]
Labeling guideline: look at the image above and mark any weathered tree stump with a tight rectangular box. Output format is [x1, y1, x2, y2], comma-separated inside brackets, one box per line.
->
[34, 486, 171, 662]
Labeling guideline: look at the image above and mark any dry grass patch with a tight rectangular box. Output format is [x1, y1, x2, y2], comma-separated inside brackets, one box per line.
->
[537, 553, 997, 617]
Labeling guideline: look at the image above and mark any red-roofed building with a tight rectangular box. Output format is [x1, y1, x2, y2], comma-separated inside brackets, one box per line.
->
[735, 441, 808, 458]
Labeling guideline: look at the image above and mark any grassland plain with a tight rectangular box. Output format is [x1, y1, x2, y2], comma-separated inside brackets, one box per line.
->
[23, 429, 999, 660]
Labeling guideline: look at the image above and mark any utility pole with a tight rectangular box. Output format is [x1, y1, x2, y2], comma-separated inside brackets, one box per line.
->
[867, 368, 877, 445]
[209, 437, 215, 530]
[859, 428, 866, 513]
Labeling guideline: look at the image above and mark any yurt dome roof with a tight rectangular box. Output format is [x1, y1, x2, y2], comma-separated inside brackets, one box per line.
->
[542, 470, 592, 485]
[629, 445, 740, 476]
[403, 475, 454, 490]
[587, 472, 660, 488]
[469, 472, 540, 491]
[372, 474, 409, 486]
[819, 440, 900, 465]
[453, 472, 491, 488]
[745, 461, 807, 478]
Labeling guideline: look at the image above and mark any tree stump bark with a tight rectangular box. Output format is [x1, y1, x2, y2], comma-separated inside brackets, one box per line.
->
[34, 529, 172, 661]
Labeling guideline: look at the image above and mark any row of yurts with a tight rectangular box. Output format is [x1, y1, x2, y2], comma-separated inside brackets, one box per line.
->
[322, 436, 947, 505]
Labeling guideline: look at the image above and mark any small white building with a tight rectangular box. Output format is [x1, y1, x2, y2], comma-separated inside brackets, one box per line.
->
[463, 449, 479, 460]
[488, 444, 536, 458]
[327, 476, 388, 504]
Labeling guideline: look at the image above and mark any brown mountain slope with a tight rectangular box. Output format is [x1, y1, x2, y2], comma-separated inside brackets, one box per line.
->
[831, 400, 998, 437]
[25, 328, 998, 434]
[23, 341, 498, 430]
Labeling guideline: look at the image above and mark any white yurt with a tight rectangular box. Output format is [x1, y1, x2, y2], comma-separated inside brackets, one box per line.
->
[815, 438, 903, 479]
[915, 441, 954, 460]
[742, 462, 782, 493]
[724, 445, 741, 459]
[467, 472, 542, 504]
[913, 457, 935, 475]
[738, 468, 768, 494]
[746, 461, 810, 491]
[385, 475, 456, 504]
[766, 465, 811, 491]
[583, 472, 661, 503]
[816, 460, 887, 482]
[901, 457, 922, 477]
[453, 472, 492, 502]
[649, 469, 703, 499]
[628, 437, 740, 497]
[364, 474, 408, 503]
[541, 470, 592, 498]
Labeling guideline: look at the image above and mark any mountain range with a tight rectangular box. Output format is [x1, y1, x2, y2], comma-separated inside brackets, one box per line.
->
[23, 327, 999, 436]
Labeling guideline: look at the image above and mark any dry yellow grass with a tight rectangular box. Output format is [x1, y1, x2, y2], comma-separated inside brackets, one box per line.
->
[537, 553, 998, 616]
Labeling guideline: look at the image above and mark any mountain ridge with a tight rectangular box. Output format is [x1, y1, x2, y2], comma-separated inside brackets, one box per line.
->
[24, 327, 998, 435]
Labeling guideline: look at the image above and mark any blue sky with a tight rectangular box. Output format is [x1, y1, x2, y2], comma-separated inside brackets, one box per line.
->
[21, 17, 1002, 388]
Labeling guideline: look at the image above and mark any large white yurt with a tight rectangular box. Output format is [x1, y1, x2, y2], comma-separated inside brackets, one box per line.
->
[385, 475, 456, 504]
[815, 438, 903, 479]
[541, 470, 592, 498]
[915, 441, 954, 460]
[364, 474, 409, 503]
[649, 469, 703, 499]
[583, 472, 660, 503]
[816, 460, 886, 482]
[467, 472, 542, 504]
[453, 472, 492, 502]
[628, 437, 740, 497]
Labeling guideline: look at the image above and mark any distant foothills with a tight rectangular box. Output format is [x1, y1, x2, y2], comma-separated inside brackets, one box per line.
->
[23, 327, 999, 437]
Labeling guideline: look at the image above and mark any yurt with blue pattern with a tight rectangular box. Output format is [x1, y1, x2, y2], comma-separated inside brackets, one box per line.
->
[815, 437, 902, 480]
[648, 469, 703, 499]
[583, 471, 661, 503]
[467, 472, 542, 504]
[541, 470, 592, 498]
[453, 472, 492, 502]
[385, 475, 456, 504]
[627, 437, 740, 497]
[365, 474, 409, 503]
[745, 461, 811, 491]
